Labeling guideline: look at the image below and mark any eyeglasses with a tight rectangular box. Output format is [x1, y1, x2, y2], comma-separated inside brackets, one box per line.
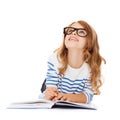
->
[63, 27, 88, 37]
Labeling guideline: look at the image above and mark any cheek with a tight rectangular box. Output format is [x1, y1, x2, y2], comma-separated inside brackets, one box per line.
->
[65, 36, 69, 41]
[79, 39, 87, 48]
[64, 40, 68, 48]
[64, 37, 69, 45]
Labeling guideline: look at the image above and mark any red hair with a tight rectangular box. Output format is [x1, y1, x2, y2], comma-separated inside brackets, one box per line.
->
[56, 20, 106, 95]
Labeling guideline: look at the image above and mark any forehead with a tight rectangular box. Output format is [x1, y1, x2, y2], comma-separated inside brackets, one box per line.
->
[70, 22, 84, 29]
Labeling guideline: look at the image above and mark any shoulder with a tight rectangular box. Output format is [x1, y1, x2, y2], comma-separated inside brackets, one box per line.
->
[82, 62, 91, 73]
[47, 51, 61, 68]
[48, 51, 58, 63]
[83, 62, 91, 72]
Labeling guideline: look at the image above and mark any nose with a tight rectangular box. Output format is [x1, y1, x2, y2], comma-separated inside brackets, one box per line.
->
[72, 30, 77, 35]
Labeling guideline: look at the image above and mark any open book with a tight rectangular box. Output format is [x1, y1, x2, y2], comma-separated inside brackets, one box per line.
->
[7, 99, 96, 110]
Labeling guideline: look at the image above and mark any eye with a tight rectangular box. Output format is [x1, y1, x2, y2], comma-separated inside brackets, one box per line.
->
[78, 29, 87, 36]
[65, 27, 74, 34]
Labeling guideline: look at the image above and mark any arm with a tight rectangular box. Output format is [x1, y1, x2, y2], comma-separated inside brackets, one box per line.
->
[44, 53, 60, 100]
[44, 62, 59, 100]
[53, 93, 87, 103]
[45, 53, 60, 89]
[63, 93, 87, 103]
[53, 79, 94, 103]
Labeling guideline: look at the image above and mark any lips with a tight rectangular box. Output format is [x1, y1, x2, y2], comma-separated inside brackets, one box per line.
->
[69, 36, 79, 41]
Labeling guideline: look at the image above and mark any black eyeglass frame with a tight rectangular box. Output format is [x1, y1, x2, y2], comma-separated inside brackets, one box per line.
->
[63, 27, 88, 37]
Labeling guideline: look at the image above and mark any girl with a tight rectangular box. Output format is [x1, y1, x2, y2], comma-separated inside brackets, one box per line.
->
[43, 20, 106, 103]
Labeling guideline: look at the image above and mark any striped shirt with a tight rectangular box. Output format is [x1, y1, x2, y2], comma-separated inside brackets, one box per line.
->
[45, 52, 94, 103]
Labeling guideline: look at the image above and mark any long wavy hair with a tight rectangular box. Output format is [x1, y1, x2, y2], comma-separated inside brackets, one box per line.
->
[55, 20, 106, 95]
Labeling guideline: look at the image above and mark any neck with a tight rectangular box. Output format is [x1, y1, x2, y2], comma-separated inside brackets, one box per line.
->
[67, 49, 84, 68]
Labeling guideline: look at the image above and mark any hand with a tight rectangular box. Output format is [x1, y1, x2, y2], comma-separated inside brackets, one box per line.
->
[52, 93, 67, 101]
[44, 87, 58, 100]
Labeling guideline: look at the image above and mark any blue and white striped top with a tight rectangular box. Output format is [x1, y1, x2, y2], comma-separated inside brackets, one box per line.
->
[45, 52, 94, 103]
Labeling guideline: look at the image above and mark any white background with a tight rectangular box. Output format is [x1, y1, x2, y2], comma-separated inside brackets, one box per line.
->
[0, 0, 120, 119]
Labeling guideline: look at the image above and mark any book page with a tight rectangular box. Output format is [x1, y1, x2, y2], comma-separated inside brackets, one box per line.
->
[55, 101, 96, 110]
[7, 99, 54, 109]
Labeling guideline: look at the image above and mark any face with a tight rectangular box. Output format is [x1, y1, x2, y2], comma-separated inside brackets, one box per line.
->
[64, 22, 87, 51]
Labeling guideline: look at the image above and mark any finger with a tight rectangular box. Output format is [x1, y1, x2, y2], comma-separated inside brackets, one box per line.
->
[46, 88, 58, 96]
[46, 91, 57, 98]
[50, 91, 58, 97]
[51, 94, 62, 101]
[48, 87, 58, 93]
[54, 93, 64, 100]
[45, 92, 57, 100]
[52, 87, 58, 91]
[52, 88, 58, 95]
[51, 96, 58, 101]
[60, 96, 67, 101]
